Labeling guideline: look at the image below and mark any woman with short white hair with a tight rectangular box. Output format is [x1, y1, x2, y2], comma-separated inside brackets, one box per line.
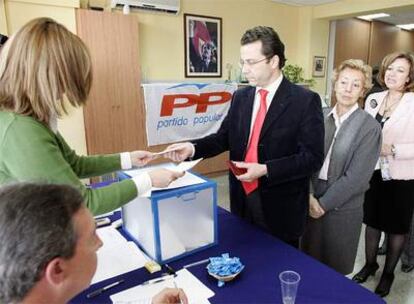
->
[301, 59, 381, 275]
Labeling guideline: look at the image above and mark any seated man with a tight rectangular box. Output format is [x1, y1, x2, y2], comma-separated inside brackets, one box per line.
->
[0, 182, 187, 304]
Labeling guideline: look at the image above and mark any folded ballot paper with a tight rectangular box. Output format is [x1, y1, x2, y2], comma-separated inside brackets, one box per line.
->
[124, 159, 205, 197]
[110, 268, 214, 304]
[91, 226, 147, 284]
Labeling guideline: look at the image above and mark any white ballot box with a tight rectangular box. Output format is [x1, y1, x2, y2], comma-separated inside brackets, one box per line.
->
[119, 170, 218, 263]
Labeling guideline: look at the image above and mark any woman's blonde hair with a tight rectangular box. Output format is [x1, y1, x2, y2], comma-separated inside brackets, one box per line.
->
[377, 51, 414, 92]
[332, 59, 373, 100]
[0, 17, 92, 123]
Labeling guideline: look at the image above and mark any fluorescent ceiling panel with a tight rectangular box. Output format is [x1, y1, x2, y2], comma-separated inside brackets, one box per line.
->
[397, 23, 414, 30]
[357, 13, 390, 21]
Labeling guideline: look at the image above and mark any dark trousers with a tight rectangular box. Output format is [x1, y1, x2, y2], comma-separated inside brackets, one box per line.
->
[244, 190, 299, 249]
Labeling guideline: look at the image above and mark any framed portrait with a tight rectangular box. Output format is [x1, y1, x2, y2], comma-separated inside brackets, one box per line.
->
[184, 14, 222, 78]
[312, 56, 326, 77]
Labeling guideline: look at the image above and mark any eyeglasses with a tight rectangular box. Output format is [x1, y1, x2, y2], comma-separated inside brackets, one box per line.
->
[239, 57, 271, 68]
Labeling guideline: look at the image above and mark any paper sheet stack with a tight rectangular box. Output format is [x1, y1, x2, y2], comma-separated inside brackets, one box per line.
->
[110, 268, 215, 304]
[91, 226, 148, 284]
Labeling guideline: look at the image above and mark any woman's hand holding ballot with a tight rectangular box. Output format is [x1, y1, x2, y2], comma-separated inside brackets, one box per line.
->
[130, 150, 155, 166]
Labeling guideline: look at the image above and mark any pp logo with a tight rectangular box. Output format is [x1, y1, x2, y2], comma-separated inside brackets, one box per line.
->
[160, 92, 232, 116]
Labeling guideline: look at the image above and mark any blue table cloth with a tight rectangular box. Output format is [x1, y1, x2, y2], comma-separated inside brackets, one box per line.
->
[71, 208, 384, 303]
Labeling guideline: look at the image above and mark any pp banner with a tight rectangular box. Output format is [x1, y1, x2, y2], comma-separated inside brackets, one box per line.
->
[143, 83, 237, 146]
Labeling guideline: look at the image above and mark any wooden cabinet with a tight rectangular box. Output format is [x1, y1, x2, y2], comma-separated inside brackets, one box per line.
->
[76, 9, 228, 175]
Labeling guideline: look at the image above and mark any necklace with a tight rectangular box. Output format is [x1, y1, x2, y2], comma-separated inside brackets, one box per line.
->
[383, 92, 403, 117]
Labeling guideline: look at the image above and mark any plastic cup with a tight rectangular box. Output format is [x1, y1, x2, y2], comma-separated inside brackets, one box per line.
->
[279, 270, 301, 304]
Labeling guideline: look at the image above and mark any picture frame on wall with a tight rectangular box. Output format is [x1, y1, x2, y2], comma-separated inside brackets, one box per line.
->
[184, 13, 222, 77]
[312, 56, 326, 77]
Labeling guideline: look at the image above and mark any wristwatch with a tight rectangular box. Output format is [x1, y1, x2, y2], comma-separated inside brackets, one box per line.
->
[391, 144, 396, 157]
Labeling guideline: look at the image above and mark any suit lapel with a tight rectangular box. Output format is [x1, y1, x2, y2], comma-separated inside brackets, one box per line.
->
[241, 87, 256, 147]
[260, 77, 292, 140]
[324, 115, 336, 155]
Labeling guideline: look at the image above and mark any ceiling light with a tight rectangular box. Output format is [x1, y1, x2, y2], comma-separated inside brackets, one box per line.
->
[357, 13, 390, 21]
[397, 24, 414, 30]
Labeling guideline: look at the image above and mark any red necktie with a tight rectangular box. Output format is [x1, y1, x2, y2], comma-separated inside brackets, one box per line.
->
[242, 89, 269, 195]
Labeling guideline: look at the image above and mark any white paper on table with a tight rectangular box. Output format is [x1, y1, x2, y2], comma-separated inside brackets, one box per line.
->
[151, 170, 205, 192]
[110, 268, 215, 304]
[96, 226, 128, 246]
[125, 161, 206, 197]
[195, 299, 212, 304]
[92, 228, 147, 284]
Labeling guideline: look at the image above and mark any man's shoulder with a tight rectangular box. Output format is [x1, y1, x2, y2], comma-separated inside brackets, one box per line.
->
[231, 85, 255, 103]
[284, 82, 321, 111]
[287, 81, 318, 99]
[234, 84, 254, 95]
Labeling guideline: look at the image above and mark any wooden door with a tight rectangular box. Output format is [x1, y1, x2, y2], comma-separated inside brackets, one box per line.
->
[76, 9, 144, 154]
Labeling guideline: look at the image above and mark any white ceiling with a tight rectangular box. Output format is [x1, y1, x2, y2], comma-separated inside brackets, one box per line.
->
[271, 0, 414, 27]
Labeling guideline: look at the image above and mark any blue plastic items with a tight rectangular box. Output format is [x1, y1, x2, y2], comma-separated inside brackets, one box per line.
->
[207, 253, 244, 287]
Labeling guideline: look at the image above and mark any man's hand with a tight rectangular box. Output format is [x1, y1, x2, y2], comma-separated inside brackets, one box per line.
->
[148, 169, 185, 188]
[164, 142, 194, 162]
[309, 194, 325, 219]
[130, 150, 154, 167]
[233, 162, 267, 182]
[152, 287, 188, 304]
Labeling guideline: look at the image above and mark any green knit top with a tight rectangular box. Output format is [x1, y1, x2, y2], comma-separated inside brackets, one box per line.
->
[0, 111, 137, 215]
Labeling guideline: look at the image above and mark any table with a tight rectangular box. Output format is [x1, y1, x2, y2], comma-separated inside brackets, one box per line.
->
[71, 208, 385, 303]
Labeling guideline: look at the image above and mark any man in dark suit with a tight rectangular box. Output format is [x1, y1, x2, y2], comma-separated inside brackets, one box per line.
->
[166, 26, 324, 248]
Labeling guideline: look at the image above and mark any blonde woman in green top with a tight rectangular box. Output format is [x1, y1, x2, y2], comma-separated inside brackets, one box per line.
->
[0, 18, 183, 215]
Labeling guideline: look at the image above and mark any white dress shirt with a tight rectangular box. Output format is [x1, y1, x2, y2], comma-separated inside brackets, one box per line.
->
[120, 153, 152, 196]
[248, 74, 283, 142]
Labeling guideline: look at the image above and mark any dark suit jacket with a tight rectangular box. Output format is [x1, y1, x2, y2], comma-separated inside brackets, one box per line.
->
[193, 77, 324, 240]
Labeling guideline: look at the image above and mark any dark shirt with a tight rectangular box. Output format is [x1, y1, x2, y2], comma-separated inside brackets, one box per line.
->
[375, 113, 389, 129]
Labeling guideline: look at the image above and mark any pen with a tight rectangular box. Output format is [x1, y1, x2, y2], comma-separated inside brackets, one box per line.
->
[173, 280, 184, 304]
[183, 258, 210, 269]
[86, 279, 124, 298]
[141, 274, 175, 286]
[165, 264, 182, 304]
[165, 264, 176, 275]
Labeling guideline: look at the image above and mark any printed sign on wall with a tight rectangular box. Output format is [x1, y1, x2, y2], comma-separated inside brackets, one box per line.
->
[143, 83, 237, 146]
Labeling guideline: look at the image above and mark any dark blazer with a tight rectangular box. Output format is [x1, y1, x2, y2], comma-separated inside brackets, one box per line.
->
[193, 77, 324, 240]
